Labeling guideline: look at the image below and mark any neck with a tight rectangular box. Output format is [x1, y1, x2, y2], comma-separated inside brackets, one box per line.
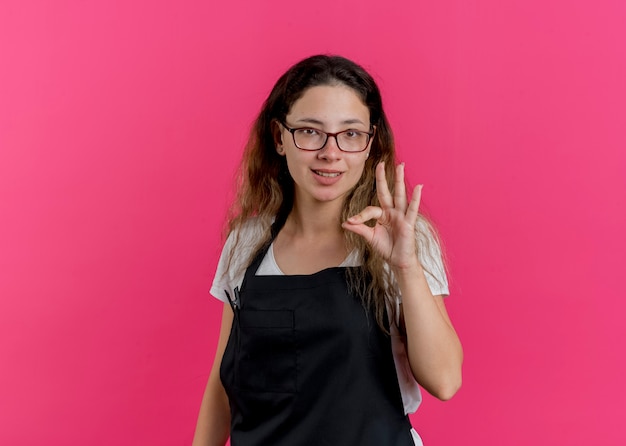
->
[285, 198, 344, 240]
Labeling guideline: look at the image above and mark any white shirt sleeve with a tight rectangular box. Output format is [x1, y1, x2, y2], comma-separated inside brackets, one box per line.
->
[209, 220, 265, 302]
[416, 218, 449, 297]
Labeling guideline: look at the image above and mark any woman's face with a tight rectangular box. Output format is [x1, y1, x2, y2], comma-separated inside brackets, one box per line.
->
[278, 84, 372, 208]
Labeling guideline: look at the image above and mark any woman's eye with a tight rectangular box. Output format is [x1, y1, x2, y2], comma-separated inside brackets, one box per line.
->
[301, 128, 320, 136]
[344, 130, 361, 138]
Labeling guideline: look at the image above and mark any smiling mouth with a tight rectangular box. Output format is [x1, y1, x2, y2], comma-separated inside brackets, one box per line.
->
[313, 170, 342, 178]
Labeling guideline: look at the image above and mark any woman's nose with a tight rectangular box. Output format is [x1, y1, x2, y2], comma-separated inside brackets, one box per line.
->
[317, 135, 342, 160]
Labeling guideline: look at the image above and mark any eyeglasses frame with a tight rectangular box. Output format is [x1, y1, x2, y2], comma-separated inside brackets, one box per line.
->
[279, 121, 375, 153]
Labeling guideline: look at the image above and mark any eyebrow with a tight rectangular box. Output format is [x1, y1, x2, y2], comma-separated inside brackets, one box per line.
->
[294, 118, 367, 127]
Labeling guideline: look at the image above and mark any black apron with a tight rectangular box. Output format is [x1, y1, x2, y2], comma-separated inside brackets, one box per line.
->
[220, 238, 414, 445]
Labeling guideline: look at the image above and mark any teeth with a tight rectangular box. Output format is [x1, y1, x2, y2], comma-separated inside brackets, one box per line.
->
[315, 171, 341, 178]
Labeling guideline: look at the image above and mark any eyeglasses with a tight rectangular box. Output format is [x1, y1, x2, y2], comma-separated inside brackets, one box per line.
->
[280, 122, 375, 152]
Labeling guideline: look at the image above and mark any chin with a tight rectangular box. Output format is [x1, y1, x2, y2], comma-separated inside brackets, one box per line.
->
[311, 190, 350, 204]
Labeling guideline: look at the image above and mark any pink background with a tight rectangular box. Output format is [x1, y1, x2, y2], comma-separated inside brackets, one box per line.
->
[1, 0, 625, 444]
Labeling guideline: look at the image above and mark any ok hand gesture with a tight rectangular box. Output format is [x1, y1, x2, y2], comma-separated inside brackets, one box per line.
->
[342, 162, 422, 272]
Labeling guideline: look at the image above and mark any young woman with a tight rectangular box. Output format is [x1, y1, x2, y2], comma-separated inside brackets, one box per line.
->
[193, 55, 463, 446]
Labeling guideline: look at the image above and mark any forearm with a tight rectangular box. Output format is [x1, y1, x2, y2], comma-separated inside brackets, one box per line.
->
[192, 370, 230, 446]
[394, 263, 463, 400]
[192, 304, 233, 446]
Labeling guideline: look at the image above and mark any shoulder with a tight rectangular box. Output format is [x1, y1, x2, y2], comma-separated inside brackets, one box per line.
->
[223, 217, 268, 253]
[415, 216, 438, 244]
[219, 217, 269, 275]
[226, 217, 274, 273]
[414, 217, 443, 258]
[415, 216, 449, 296]
[210, 217, 269, 301]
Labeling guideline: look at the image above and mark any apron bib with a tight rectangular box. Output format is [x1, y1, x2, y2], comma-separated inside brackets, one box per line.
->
[220, 241, 414, 445]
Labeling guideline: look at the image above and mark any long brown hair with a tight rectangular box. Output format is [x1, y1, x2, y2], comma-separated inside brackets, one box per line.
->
[226, 55, 441, 331]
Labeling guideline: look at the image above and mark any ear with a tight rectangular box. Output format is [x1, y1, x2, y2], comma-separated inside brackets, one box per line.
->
[271, 120, 284, 150]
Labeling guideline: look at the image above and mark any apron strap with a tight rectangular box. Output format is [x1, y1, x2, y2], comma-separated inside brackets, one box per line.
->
[239, 215, 289, 299]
